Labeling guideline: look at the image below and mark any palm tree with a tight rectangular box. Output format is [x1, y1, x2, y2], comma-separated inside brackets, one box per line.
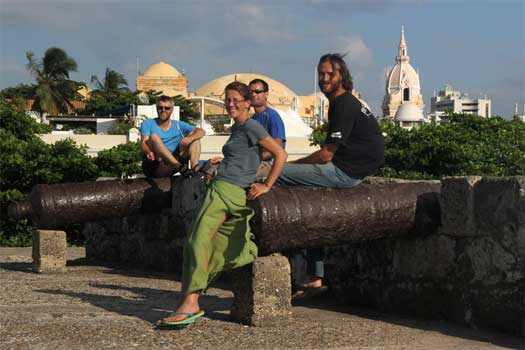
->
[90, 68, 129, 99]
[26, 47, 80, 119]
[142, 89, 162, 104]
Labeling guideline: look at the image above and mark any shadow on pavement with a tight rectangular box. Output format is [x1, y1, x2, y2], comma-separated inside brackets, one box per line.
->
[0, 261, 33, 272]
[292, 290, 522, 349]
[37, 283, 234, 324]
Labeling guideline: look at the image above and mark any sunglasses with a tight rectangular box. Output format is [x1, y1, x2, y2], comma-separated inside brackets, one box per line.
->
[157, 106, 173, 111]
[251, 89, 267, 94]
[225, 99, 247, 105]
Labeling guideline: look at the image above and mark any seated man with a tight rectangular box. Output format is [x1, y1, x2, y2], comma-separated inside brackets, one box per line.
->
[277, 54, 384, 299]
[140, 95, 205, 178]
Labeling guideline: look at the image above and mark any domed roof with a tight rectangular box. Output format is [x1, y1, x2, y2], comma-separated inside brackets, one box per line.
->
[195, 73, 297, 107]
[386, 63, 420, 92]
[142, 62, 182, 77]
[394, 102, 425, 122]
[77, 85, 91, 98]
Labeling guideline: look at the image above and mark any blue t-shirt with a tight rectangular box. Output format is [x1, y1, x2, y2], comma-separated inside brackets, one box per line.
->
[251, 107, 286, 149]
[140, 118, 195, 153]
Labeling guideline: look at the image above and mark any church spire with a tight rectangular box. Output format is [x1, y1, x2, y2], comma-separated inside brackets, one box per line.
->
[396, 26, 410, 63]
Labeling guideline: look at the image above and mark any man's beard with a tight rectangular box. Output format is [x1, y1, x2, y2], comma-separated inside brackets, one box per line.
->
[320, 80, 342, 96]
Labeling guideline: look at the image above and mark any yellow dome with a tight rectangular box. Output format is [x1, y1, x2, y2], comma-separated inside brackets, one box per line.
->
[195, 73, 297, 108]
[77, 86, 91, 99]
[142, 62, 182, 77]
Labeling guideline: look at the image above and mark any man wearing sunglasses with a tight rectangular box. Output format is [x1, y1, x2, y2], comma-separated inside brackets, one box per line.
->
[249, 78, 286, 179]
[140, 95, 205, 178]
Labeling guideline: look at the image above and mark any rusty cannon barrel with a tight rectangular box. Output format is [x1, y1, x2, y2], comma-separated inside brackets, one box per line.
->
[250, 182, 441, 255]
[8, 177, 172, 229]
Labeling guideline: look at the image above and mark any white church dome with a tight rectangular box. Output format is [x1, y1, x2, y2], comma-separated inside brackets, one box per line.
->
[386, 63, 420, 93]
[394, 102, 425, 122]
[382, 27, 425, 118]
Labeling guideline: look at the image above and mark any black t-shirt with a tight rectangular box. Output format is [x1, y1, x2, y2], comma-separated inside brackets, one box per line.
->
[325, 91, 384, 179]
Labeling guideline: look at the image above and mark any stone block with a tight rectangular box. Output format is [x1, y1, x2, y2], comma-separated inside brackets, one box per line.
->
[473, 176, 525, 236]
[32, 229, 67, 273]
[230, 254, 292, 326]
[459, 237, 517, 284]
[440, 176, 482, 236]
[393, 235, 455, 279]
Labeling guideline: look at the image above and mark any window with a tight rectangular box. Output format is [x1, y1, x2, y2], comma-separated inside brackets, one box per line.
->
[403, 88, 410, 101]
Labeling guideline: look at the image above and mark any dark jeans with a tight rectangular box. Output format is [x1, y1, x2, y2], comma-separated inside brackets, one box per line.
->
[306, 247, 325, 279]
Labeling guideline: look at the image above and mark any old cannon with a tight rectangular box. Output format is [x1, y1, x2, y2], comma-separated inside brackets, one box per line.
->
[8, 177, 172, 229]
[9, 177, 440, 253]
[251, 182, 440, 254]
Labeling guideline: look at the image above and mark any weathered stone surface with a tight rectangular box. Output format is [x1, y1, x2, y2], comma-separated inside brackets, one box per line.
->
[440, 176, 482, 236]
[230, 254, 292, 326]
[32, 229, 66, 273]
[473, 176, 525, 236]
[459, 237, 517, 284]
[393, 235, 455, 279]
[83, 216, 184, 272]
[468, 285, 524, 336]
[363, 177, 441, 184]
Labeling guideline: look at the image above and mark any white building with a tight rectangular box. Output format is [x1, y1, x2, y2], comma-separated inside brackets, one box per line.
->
[430, 84, 491, 120]
[382, 26, 425, 119]
[394, 102, 426, 130]
[513, 103, 525, 122]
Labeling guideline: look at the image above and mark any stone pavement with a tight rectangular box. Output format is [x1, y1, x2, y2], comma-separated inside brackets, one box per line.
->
[0, 247, 521, 350]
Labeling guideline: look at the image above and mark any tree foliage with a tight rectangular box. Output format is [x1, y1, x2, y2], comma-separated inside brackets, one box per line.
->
[94, 141, 142, 178]
[90, 68, 129, 95]
[0, 101, 98, 246]
[0, 100, 51, 139]
[139, 89, 163, 104]
[308, 122, 329, 148]
[107, 121, 134, 135]
[0, 84, 37, 100]
[82, 68, 139, 115]
[172, 95, 199, 125]
[25, 47, 82, 116]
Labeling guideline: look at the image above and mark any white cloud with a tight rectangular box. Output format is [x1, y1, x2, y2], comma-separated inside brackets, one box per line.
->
[333, 33, 374, 71]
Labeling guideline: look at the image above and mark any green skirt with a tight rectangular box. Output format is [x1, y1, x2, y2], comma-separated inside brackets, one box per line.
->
[182, 180, 258, 295]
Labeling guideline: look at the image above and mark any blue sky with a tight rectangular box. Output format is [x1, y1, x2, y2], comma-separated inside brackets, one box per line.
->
[1, 0, 524, 118]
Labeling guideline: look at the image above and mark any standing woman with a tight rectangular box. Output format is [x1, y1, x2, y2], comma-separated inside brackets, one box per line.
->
[156, 81, 287, 326]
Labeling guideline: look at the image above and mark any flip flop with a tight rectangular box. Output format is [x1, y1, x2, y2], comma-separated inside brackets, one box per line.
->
[292, 286, 328, 301]
[156, 310, 205, 326]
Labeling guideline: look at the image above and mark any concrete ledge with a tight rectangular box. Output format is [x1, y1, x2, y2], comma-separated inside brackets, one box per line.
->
[32, 229, 67, 273]
[230, 254, 292, 326]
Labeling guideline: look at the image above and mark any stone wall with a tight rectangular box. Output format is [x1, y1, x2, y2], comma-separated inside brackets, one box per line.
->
[82, 176, 524, 336]
[324, 176, 524, 336]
